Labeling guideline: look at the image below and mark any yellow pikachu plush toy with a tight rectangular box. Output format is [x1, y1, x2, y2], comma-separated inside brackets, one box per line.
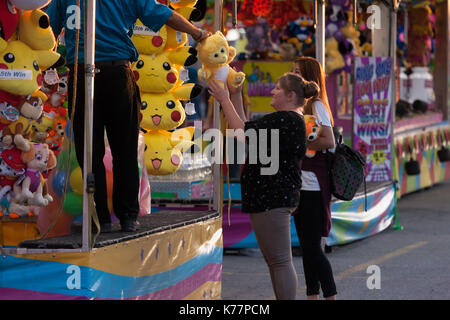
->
[140, 83, 202, 130]
[132, 48, 197, 93]
[17, 9, 56, 50]
[143, 127, 195, 175]
[0, 39, 58, 96]
[132, 20, 168, 55]
[15, 9, 63, 68]
[196, 31, 245, 89]
[169, 0, 198, 9]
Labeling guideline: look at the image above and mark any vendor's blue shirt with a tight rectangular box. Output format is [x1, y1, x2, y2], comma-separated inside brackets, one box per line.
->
[47, 0, 173, 64]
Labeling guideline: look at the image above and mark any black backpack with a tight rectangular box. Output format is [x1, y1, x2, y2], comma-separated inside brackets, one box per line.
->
[330, 135, 367, 205]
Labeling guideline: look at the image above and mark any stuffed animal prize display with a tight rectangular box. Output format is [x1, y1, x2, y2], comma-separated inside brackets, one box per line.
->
[0, 0, 67, 219]
[131, 0, 203, 176]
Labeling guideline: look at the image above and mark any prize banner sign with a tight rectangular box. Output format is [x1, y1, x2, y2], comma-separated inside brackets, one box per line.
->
[353, 57, 393, 182]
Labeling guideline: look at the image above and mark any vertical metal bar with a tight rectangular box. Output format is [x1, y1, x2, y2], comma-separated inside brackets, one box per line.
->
[390, 7, 397, 182]
[313, 0, 317, 29]
[232, 0, 237, 28]
[214, 0, 223, 36]
[213, 0, 223, 215]
[404, 8, 408, 47]
[82, 0, 96, 252]
[315, 0, 325, 67]
[353, 0, 358, 26]
[352, 56, 356, 148]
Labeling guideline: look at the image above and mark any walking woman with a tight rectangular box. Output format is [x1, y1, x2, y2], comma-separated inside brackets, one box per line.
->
[292, 57, 338, 300]
[208, 73, 318, 300]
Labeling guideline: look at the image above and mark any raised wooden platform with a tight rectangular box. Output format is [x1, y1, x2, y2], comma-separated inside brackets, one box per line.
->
[18, 210, 219, 250]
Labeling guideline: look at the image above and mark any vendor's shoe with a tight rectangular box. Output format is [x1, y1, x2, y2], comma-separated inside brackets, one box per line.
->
[121, 219, 137, 232]
[71, 221, 112, 234]
[99, 223, 112, 233]
[92, 222, 112, 234]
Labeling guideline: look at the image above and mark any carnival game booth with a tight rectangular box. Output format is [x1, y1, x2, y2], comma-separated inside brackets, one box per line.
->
[156, 0, 449, 249]
[146, 0, 400, 249]
[1, 0, 223, 300]
[150, 0, 450, 253]
[392, 0, 450, 197]
[328, 0, 450, 198]
[237, 0, 400, 248]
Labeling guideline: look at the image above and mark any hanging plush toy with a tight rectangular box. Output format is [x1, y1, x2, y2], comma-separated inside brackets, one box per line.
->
[2, 92, 45, 151]
[43, 111, 67, 157]
[325, 37, 345, 74]
[289, 16, 313, 44]
[168, 0, 198, 10]
[132, 47, 197, 93]
[30, 114, 53, 143]
[0, 39, 60, 96]
[132, 20, 168, 55]
[278, 41, 298, 61]
[325, 3, 347, 40]
[13, 142, 56, 207]
[0, 146, 26, 217]
[17, 9, 56, 50]
[244, 17, 272, 56]
[143, 127, 195, 175]
[15, 7, 64, 68]
[407, 6, 433, 67]
[304, 115, 321, 158]
[197, 31, 245, 89]
[140, 83, 202, 130]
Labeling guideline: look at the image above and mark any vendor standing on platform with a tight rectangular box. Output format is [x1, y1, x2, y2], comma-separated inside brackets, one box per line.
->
[47, 0, 210, 232]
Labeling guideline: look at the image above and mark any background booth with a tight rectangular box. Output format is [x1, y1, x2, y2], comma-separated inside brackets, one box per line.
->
[152, 0, 450, 249]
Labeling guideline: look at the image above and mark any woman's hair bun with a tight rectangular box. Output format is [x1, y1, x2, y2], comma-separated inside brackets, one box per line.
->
[304, 81, 320, 99]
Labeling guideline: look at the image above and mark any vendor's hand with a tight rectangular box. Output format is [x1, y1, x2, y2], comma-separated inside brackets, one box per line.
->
[193, 29, 211, 43]
[208, 80, 229, 104]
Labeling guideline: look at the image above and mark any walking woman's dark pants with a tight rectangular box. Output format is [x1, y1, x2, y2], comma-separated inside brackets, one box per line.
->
[68, 63, 140, 226]
[294, 190, 337, 298]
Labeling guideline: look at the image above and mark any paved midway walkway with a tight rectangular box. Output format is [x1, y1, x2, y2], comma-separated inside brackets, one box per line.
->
[222, 180, 450, 300]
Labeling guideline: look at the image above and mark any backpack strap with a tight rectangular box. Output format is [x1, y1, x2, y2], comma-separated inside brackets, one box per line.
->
[364, 175, 367, 212]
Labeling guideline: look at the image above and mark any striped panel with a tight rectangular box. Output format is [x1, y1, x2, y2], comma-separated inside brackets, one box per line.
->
[325, 184, 395, 246]
[1, 218, 223, 299]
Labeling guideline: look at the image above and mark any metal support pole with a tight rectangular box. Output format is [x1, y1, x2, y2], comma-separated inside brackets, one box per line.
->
[315, 0, 325, 67]
[82, 0, 96, 251]
[212, 0, 223, 215]
[390, 5, 397, 182]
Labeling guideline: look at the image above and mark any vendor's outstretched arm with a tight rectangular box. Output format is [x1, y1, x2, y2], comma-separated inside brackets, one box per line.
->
[166, 11, 210, 42]
[208, 80, 245, 132]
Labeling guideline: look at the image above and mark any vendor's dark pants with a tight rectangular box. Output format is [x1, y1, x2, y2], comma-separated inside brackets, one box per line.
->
[294, 190, 337, 298]
[68, 61, 140, 226]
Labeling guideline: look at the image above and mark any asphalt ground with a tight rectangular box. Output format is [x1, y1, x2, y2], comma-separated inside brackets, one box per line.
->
[221, 180, 450, 300]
